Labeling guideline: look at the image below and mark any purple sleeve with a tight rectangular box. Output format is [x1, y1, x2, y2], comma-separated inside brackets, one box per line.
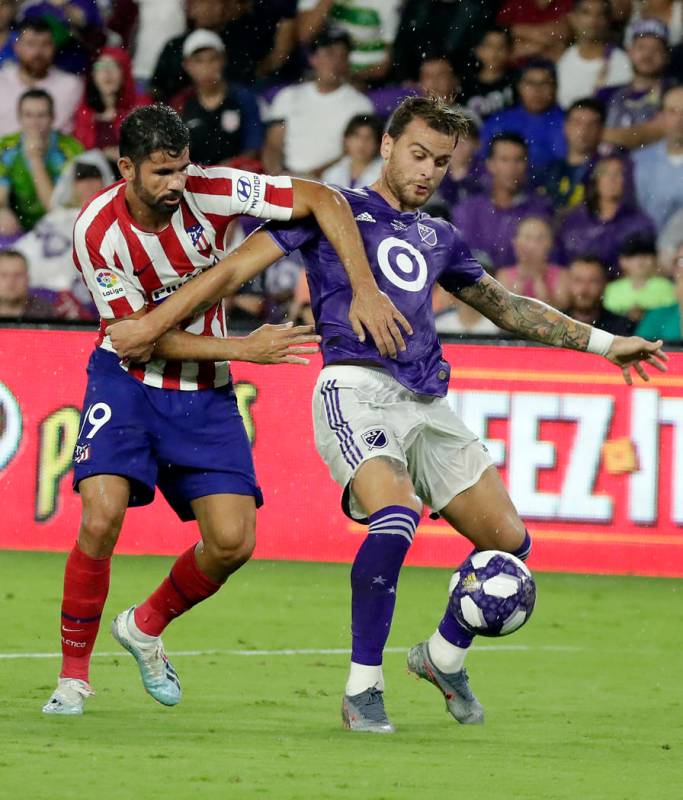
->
[438, 227, 485, 293]
[263, 216, 320, 255]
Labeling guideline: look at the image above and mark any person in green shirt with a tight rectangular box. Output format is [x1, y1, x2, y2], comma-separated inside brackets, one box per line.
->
[637, 241, 683, 341]
[604, 234, 676, 322]
[0, 88, 83, 232]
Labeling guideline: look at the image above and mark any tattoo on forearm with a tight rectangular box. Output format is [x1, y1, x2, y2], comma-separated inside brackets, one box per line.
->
[458, 276, 590, 351]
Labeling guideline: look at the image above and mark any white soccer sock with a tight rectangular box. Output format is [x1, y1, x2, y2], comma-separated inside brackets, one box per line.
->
[428, 629, 468, 674]
[345, 662, 384, 696]
[126, 608, 158, 644]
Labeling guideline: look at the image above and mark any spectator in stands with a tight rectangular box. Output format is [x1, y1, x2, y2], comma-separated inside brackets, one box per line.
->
[419, 57, 460, 101]
[629, 0, 683, 46]
[557, 0, 633, 109]
[0, 89, 83, 233]
[657, 204, 683, 271]
[435, 116, 484, 209]
[149, 0, 227, 102]
[496, 216, 571, 309]
[73, 48, 148, 164]
[0, 0, 17, 67]
[633, 84, 683, 230]
[604, 234, 676, 320]
[496, 0, 573, 63]
[392, 0, 496, 80]
[452, 133, 554, 270]
[565, 255, 635, 334]
[460, 28, 516, 122]
[172, 30, 263, 166]
[15, 150, 111, 298]
[263, 30, 373, 177]
[131, 0, 186, 84]
[322, 114, 382, 189]
[540, 97, 605, 209]
[600, 18, 674, 150]
[637, 239, 683, 340]
[480, 59, 566, 181]
[0, 247, 55, 318]
[297, 0, 401, 85]
[559, 154, 657, 274]
[0, 18, 82, 136]
[21, 0, 105, 74]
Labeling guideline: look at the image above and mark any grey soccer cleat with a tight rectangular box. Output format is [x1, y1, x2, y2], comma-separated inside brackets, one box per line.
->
[111, 607, 181, 707]
[342, 687, 395, 733]
[407, 641, 484, 724]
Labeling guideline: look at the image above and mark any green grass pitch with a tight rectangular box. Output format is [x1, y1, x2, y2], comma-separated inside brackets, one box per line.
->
[0, 551, 681, 800]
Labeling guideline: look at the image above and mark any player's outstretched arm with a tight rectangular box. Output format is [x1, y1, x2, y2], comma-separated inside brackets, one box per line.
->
[107, 309, 320, 365]
[289, 178, 413, 358]
[457, 274, 668, 384]
[107, 232, 287, 360]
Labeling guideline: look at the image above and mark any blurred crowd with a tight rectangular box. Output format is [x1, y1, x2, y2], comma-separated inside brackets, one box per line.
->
[0, 0, 682, 343]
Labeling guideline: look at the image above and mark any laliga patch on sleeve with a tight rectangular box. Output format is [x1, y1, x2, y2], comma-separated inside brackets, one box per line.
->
[94, 269, 126, 300]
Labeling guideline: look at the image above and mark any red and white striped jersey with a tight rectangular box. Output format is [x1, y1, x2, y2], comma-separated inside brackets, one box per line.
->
[73, 164, 294, 390]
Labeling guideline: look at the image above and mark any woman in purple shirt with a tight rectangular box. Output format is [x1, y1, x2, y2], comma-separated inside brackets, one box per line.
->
[558, 154, 656, 275]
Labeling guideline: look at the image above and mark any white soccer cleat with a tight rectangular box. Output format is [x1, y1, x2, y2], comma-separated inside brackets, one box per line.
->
[42, 678, 94, 715]
[111, 607, 181, 707]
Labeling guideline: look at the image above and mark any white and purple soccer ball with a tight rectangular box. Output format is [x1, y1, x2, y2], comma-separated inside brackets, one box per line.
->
[448, 550, 536, 637]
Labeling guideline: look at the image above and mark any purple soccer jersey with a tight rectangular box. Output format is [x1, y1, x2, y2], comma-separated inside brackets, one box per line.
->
[266, 187, 485, 397]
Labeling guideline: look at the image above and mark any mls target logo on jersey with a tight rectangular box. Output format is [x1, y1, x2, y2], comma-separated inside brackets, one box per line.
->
[362, 429, 388, 450]
[376, 237, 428, 292]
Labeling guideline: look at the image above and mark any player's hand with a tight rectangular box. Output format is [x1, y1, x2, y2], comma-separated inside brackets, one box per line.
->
[349, 288, 413, 359]
[106, 317, 157, 362]
[238, 322, 321, 365]
[605, 336, 668, 384]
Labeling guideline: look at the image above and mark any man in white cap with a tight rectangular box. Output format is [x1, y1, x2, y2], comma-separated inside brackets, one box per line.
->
[173, 29, 263, 165]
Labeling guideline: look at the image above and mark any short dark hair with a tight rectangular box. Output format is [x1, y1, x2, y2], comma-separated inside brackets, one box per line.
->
[487, 131, 528, 158]
[476, 26, 513, 50]
[566, 96, 606, 123]
[619, 234, 657, 258]
[569, 254, 607, 272]
[17, 18, 54, 38]
[386, 96, 470, 141]
[573, 0, 611, 15]
[519, 58, 557, 83]
[18, 88, 54, 115]
[344, 113, 383, 145]
[119, 104, 190, 166]
[311, 28, 352, 53]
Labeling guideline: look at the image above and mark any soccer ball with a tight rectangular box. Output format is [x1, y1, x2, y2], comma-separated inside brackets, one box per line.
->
[448, 550, 536, 637]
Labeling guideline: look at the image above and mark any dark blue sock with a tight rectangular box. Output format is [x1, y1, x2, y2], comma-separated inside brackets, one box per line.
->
[350, 505, 420, 665]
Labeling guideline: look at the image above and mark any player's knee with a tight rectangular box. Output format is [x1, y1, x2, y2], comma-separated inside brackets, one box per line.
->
[78, 508, 125, 557]
[205, 517, 256, 569]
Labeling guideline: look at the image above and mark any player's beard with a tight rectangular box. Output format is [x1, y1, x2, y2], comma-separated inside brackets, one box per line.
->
[133, 174, 182, 218]
[384, 164, 435, 211]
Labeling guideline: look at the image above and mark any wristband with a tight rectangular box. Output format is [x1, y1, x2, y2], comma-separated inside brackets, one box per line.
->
[587, 327, 614, 356]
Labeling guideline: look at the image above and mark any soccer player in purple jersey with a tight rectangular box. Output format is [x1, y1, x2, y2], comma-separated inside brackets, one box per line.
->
[109, 96, 668, 733]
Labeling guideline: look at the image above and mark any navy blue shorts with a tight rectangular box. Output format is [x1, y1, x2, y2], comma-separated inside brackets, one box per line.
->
[72, 348, 263, 521]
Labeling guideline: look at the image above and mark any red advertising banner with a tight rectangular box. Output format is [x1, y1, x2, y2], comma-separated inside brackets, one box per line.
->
[1, 328, 682, 576]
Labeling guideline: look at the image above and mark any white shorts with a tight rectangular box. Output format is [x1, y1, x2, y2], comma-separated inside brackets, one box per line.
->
[312, 365, 493, 521]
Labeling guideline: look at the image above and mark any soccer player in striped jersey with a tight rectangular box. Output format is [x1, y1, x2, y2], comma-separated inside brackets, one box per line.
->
[43, 104, 410, 715]
[106, 97, 667, 733]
